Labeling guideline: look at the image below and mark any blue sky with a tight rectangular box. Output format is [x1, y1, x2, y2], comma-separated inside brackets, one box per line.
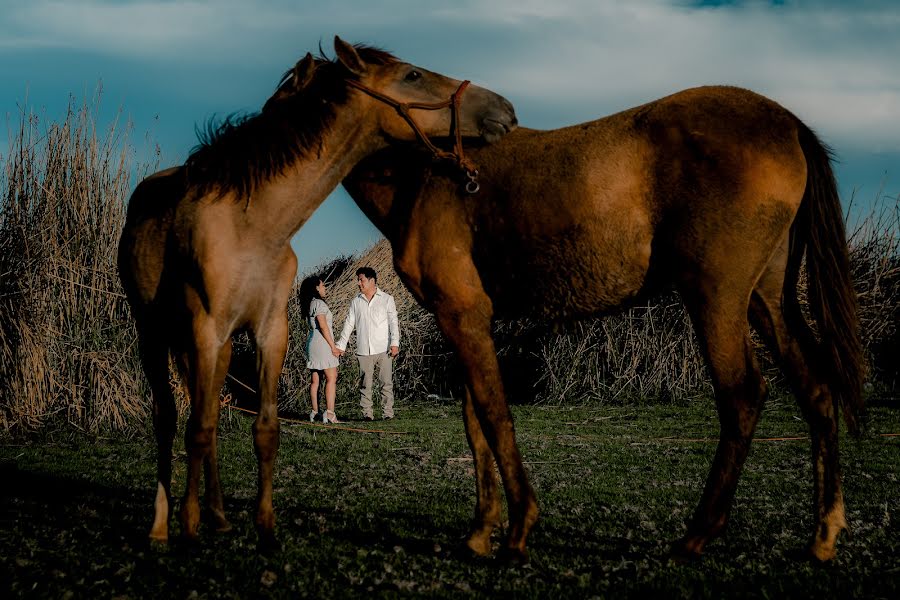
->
[2, 0, 898, 272]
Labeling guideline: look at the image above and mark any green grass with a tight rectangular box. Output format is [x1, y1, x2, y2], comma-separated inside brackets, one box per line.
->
[2, 399, 899, 598]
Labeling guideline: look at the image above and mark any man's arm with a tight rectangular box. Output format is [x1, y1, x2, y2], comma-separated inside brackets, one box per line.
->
[387, 294, 400, 355]
[335, 299, 357, 351]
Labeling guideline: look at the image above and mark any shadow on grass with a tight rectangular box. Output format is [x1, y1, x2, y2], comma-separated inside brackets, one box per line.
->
[0, 461, 258, 550]
[1, 462, 151, 546]
[279, 496, 665, 569]
[0, 461, 288, 598]
[3, 460, 493, 565]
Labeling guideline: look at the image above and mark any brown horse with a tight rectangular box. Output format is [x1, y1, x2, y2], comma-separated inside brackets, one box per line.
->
[342, 85, 863, 563]
[117, 37, 516, 549]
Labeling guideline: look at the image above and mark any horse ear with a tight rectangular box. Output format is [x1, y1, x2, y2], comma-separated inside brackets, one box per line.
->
[292, 53, 316, 90]
[334, 36, 367, 76]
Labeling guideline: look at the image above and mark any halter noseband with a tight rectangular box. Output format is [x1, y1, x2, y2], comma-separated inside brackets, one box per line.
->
[346, 78, 480, 194]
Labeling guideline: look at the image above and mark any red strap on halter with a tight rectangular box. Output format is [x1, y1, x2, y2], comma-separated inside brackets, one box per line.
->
[346, 78, 480, 188]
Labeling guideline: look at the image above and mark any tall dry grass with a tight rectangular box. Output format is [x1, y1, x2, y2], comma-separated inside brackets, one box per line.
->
[1, 94, 156, 431]
[846, 188, 900, 394]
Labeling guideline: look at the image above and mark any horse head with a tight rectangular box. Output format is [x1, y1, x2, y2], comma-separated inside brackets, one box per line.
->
[330, 37, 516, 145]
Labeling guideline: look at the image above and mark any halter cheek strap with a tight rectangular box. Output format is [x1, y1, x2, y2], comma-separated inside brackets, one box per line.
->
[346, 78, 480, 194]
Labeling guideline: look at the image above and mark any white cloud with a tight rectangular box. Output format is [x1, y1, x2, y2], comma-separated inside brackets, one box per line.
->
[444, 1, 900, 149]
[0, 0, 309, 61]
[432, 0, 597, 26]
[2, 0, 898, 149]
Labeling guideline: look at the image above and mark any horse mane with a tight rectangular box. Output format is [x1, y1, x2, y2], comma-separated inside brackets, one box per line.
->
[185, 45, 398, 200]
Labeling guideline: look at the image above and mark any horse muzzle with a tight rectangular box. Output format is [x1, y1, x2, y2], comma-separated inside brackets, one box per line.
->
[479, 96, 517, 143]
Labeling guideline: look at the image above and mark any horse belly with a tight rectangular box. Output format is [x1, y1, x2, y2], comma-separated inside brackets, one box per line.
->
[490, 223, 653, 319]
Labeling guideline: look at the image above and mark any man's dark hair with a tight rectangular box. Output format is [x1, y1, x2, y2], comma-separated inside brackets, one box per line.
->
[356, 266, 377, 282]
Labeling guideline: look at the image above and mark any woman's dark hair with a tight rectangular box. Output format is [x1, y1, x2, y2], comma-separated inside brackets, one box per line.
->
[299, 275, 324, 318]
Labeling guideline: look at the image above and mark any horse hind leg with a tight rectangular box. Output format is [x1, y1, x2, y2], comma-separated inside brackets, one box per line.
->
[139, 325, 177, 544]
[749, 265, 847, 561]
[674, 289, 768, 559]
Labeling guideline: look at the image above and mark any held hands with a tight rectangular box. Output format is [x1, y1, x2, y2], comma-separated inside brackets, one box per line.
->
[389, 345, 399, 358]
[331, 346, 344, 358]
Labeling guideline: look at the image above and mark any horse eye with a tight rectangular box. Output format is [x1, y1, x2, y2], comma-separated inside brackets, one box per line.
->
[405, 70, 422, 82]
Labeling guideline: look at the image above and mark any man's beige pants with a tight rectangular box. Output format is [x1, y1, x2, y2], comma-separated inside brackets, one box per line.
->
[357, 352, 393, 418]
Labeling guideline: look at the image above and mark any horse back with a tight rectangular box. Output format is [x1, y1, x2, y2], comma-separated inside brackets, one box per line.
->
[465, 87, 806, 317]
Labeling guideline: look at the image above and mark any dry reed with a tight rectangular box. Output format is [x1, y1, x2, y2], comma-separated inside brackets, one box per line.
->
[1, 93, 157, 431]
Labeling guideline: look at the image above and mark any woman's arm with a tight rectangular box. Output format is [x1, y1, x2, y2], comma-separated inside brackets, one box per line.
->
[316, 313, 338, 352]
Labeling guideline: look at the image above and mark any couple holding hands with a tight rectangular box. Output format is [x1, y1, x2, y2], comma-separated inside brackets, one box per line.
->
[299, 267, 400, 424]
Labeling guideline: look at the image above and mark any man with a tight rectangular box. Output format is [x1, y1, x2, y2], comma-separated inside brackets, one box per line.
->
[335, 267, 400, 420]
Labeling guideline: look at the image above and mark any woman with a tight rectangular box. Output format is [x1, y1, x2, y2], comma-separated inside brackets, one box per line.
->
[298, 275, 342, 424]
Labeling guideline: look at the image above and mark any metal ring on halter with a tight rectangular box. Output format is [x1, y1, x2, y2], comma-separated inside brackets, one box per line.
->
[464, 170, 480, 194]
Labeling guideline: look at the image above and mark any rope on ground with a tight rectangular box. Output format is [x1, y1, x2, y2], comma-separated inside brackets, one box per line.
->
[225, 404, 409, 435]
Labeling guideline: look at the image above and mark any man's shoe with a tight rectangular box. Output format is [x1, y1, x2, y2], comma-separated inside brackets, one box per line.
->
[383, 416, 394, 421]
[363, 415, 374, 422]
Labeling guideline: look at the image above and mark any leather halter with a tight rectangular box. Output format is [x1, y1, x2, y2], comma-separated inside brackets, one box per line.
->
[346, 78, 481, 193]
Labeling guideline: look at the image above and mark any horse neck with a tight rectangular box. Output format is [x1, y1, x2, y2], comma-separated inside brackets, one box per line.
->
[247, 116, 383, 245]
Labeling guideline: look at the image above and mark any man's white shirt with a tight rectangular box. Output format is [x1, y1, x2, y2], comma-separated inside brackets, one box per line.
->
[335, 288, 400, 356]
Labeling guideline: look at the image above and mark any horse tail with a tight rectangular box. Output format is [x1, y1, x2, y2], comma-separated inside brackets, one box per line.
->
[785, 121, 865, 434]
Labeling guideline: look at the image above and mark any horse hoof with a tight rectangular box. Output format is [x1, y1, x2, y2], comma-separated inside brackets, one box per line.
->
[463, 534, 494, 559]
[453, 541, 493, 563]
[807, 543, 837, 563]
[215, 521, 233, 534]
[205, 511, 233, 534]
[669, 548, 701, 566]
[148, 535, 169, 553]
[669, 538, 704, 565]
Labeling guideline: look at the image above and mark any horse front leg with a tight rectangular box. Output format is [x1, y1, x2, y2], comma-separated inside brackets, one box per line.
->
[252, 311, 288, 552]
[462, 386, 502, 557]
[435, 303, 539, 563]
[202, 337, 233, 534]
[179, 330, 227, 541]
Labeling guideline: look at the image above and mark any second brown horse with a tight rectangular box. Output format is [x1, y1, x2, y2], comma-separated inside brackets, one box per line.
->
[342, 85, 863, 563]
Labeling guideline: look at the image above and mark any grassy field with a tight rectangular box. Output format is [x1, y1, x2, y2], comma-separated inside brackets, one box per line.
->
[2, 399, 898, 598]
